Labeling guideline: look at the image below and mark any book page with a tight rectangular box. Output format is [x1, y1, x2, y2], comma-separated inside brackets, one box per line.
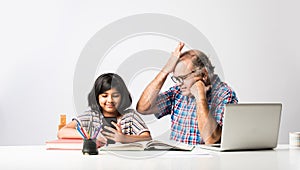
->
[100, 140, 194, 151]
[100, 142, 145, 151]
[145, 140, 194, 151]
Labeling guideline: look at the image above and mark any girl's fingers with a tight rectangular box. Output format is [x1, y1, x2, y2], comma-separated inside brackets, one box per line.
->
[111, 122, 122, 132]
[103, 126, 116, 133]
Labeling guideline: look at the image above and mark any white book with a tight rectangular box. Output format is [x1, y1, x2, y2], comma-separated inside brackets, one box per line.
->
[100, 139, 194, 151]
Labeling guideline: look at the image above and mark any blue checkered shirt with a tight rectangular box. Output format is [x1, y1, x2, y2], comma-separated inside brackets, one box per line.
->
[155, 75, 238, 145]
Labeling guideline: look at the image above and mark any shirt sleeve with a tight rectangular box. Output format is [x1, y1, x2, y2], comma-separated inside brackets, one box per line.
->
[155, 86, 177, 119]
[131, 112, 150, 135]
[213, 88, 238, 126]
[121, 110, 150, 135]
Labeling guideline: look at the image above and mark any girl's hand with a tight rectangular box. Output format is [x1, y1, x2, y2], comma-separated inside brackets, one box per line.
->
[96, 133, 107, 148]
[102, 122, 126, 143]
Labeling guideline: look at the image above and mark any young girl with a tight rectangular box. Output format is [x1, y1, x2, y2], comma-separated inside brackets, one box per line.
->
[57, 73, 151, 146]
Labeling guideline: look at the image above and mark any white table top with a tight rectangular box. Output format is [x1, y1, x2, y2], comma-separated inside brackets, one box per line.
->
[0, 144, 299, 170]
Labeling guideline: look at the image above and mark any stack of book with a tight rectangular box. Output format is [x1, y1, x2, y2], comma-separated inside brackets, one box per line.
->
[46, 138, 83, 150]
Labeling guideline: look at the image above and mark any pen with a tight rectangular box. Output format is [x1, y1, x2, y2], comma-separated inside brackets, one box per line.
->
[76, 124, 86, 139]
[88, 117, 92, 139]
[72, 118, 82, 126]
[72, 118, 88, 138]
[79, 125, 88, 139]
[92, 125, 101, 139]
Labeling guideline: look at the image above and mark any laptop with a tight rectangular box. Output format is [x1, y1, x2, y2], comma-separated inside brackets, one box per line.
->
[199, 103, 282, 151]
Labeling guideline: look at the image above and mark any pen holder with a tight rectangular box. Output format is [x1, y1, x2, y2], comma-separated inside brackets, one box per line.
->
[82, 138, 98, 155]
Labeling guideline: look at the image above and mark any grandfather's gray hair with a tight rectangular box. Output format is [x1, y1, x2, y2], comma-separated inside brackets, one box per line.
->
[180, 50, 215, 78]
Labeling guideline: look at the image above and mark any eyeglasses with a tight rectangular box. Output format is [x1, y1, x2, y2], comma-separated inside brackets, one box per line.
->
[171, 70, 197, 84]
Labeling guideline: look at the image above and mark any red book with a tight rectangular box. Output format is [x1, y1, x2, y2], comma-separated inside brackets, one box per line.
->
[46, 138, 83, 150]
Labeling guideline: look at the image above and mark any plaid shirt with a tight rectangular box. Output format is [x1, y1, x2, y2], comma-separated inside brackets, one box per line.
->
[155, 75, 238, 145]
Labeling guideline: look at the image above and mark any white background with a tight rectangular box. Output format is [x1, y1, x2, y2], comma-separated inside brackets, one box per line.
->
[0, 0, 299, 145]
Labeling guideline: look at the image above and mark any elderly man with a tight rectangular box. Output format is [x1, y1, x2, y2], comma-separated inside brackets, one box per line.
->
[136, 42, 238, 145]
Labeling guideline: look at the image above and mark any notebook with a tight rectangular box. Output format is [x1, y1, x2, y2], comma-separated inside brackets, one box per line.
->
[199, 103, 282, 151]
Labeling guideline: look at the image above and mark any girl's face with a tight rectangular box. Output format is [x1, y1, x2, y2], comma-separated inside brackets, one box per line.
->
[98, 88, 122, 116]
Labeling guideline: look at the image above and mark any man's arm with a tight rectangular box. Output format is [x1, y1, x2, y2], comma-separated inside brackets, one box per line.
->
[191, 81, 222, 144]
[136, 71, 168, 114]
[195, 97, 222, 144]
[136, 42, 185, 115]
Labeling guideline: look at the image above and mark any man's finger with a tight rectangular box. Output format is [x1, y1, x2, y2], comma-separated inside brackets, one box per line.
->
[175, 42, 185, 52]
[178, 42, 185, 51]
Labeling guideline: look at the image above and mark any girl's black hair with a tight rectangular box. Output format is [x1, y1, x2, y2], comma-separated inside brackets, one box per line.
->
[88, 73, 132, 114]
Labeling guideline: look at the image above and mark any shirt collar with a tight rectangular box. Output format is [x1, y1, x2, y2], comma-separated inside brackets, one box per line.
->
[211, 74, 221, 90]
[206, 74, 221, 98]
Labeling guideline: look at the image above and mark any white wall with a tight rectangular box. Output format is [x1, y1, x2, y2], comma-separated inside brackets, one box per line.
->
[0, 0, 299, 145]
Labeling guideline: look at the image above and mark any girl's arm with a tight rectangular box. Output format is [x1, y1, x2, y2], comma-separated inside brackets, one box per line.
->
[57, 120, 82, 139]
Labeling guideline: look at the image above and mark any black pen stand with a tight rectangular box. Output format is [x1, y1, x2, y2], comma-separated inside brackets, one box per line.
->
[82, 138, 98, 155]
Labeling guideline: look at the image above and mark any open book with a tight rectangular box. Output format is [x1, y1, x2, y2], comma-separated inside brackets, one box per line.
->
[100, 140, 194, 151]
